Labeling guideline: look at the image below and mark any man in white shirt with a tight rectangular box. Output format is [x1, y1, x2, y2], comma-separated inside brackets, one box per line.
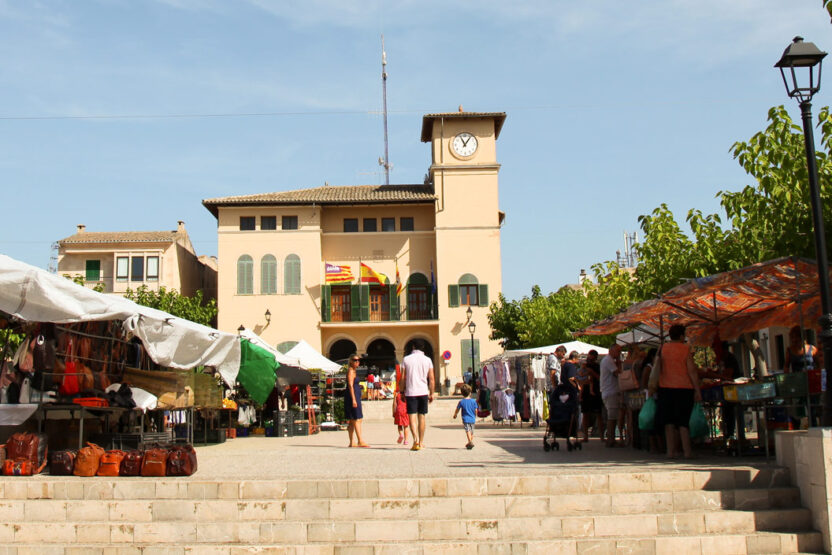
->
[547, 346, 566, 389]
[600, 344, 623, 447]
[400, 340, 435, 451]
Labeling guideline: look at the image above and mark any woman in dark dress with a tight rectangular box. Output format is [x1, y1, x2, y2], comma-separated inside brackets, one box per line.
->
[578, 350, 603, 442]
[344, 355, 369, 447]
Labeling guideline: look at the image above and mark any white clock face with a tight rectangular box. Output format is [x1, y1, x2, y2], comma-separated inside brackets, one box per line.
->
[452, 132, 478, 157]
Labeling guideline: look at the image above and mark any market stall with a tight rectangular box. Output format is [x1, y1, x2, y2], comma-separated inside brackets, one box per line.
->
[577, 256, 830, 454]
[0, 254, 239, 454]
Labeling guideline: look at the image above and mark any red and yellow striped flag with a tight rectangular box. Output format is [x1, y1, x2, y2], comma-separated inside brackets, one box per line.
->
[325, 263, 354, 284]
[360, 262, 387, 285]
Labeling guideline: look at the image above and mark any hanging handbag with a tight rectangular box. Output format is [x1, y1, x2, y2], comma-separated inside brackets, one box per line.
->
[648, 349, 663, 393]
[59, 339, 80, 397]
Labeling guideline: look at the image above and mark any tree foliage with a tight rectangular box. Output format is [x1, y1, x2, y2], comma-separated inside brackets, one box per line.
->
[124, 285, 217, 327]
[490, 104, 832, 347]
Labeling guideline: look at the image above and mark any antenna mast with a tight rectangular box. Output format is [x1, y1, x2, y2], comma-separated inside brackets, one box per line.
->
[380, 35, 391, 186]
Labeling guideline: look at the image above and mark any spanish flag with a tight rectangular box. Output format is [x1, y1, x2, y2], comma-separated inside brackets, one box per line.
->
[395, 261, 403, 296]
[360, 262, 387, 285]
[324, 263, 354, 284]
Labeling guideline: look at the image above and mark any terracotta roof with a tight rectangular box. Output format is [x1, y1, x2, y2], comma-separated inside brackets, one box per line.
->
[202, 184, 436, 217]
[421, 112, 507, 142]
[58, 230, 180, 245]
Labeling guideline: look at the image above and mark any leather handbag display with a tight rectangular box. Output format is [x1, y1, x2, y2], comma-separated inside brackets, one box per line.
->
[96, 450, 126, 476]
[48, 450, 77, 476]
[3, 458, 33, 476]
[166, 444, 198, 477]
[6, 432, 48, 473]
[73, 443, 105, 477]
[119, 450, 144, 476]
[140, 448, 168, 477]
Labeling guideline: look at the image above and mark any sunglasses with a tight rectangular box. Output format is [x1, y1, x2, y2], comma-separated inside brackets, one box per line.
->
[350, 358, 360, 363]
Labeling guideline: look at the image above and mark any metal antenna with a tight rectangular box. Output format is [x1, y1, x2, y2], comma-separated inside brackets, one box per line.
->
[380, 35, 391, 186]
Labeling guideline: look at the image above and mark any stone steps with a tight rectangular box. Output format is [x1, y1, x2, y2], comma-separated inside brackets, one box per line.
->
[0, 531, 825, 554]
[0, 487, 804, 521]
[0, 467, 820, 553]
[0, 509, 815, 542]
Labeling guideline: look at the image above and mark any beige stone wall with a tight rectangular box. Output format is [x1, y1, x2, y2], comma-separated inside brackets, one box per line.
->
[775, 428, 832, 552]
[216, 205, 324, 349]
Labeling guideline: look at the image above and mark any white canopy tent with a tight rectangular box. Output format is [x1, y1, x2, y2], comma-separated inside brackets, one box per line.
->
[0, 254, 241, 385]
[284, 339, 342, 374]
[615, 326, 664, 347]
[508, 340, 609, 357]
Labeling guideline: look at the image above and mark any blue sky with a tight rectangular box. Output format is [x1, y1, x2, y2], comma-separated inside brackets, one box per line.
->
[0, 1, 828, 300]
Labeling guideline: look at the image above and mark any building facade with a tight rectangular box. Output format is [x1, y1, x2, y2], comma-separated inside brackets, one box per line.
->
[203, 111, 506, 386]
[56, 221, 217, 301]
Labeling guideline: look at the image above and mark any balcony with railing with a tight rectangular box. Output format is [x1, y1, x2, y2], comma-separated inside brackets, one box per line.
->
[321, 284, 437, 324]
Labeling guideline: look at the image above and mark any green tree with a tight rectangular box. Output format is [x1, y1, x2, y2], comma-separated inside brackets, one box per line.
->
[63, 274, 105, 293]
[124, 285, 217, 327]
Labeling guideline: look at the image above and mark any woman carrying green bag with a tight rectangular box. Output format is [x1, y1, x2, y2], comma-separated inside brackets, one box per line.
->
[654, 324, 702, 459]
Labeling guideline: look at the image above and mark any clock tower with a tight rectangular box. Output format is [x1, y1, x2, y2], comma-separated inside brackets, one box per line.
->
[421, 111, 506, 375]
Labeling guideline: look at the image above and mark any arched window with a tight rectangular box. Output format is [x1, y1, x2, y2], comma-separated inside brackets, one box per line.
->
[237, 255, 253, 295]
[284, 254, 301, 295]
[407, 273, 431, 320]
[261, 255, 277, 294]
[458, 273, 479, 306]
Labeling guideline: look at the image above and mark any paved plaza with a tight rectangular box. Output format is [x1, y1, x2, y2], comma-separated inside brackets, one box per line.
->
[194, 418, 778, 481]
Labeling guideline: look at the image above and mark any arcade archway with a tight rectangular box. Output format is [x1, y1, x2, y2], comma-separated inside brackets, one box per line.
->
[365, 338, 397, 374]
[328, 339, 357, 365]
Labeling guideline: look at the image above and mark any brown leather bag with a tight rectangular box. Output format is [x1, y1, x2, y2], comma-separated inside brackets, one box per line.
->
[6, 432, 47, 473]
[6, 432, 38, 464]
[48, 450, 77, 476]
[119, 450, 143, 476]
[166, 444, 197, 476]
[73, 443, 105, 477]
[140, 448, 168, 477]
[96, 450, 126, 476]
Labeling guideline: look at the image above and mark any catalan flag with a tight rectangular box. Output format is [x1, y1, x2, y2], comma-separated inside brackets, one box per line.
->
[360, 262, 387, 285]
[324, 263, 354, 284]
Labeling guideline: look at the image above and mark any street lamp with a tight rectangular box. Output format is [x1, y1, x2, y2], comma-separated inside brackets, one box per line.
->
[776, 36, 832, 425]
[468, 318, 477, 393]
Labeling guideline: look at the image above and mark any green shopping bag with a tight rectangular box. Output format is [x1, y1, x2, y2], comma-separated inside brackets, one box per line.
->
[689, 402, 708, 438]
[638, 397, 657, 430]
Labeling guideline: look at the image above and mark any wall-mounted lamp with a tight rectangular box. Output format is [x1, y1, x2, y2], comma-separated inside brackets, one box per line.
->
[265, 309, 271, 324]
[237, 324, 245, 334]
[465, 306, 473, 323]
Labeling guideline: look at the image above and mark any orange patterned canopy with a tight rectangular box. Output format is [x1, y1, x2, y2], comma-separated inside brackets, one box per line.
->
[577, 257, 828, 346]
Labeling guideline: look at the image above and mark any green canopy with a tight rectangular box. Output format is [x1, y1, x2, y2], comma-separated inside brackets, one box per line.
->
[238, 339, 279, 404]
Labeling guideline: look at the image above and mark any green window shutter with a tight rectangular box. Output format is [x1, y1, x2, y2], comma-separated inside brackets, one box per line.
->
[321, 284, 331, 322]
[389, 283, 400, 321]
[460, 339, 481, 374]
[85, 260, 100, 282]
[360, 284, 370, 321]
[478, 284, 489, 307]
[448, 284, 459, 307]
[431, 289, 439, 319]
[350, 285, 361, 322]
[405, 285, 412, 321]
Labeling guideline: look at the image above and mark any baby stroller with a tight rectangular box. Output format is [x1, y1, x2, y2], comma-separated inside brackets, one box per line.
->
[543, 383, 582, 452]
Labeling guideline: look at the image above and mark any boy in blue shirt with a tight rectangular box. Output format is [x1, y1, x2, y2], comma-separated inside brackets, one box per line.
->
[453, 384, 479, 449]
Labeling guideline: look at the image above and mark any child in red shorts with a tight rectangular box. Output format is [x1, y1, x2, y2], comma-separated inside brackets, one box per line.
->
[393, 391, 410, 445]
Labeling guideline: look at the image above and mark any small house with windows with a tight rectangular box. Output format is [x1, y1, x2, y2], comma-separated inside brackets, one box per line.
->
[203, 111, 505, 387]
[56, 221, 217, 302]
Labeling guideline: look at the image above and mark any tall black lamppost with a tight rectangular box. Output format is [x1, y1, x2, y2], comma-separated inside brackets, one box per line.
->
[775, 36, 832, 425]
[466, 306, 477, 393]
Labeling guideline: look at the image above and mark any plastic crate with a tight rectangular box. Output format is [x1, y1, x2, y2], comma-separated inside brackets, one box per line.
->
[276, 422, 293, 437]
[226, 428, 236, 439]
[737, 381, 776, 401]
[236, 427, 250, 437]
[775, 372, 808, 398]
[293, 420, 309, 436]
[207, 429, 226, 444]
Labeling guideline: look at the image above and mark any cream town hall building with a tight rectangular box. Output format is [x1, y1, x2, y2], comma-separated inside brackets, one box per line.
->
[203, 111, 506, 386]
